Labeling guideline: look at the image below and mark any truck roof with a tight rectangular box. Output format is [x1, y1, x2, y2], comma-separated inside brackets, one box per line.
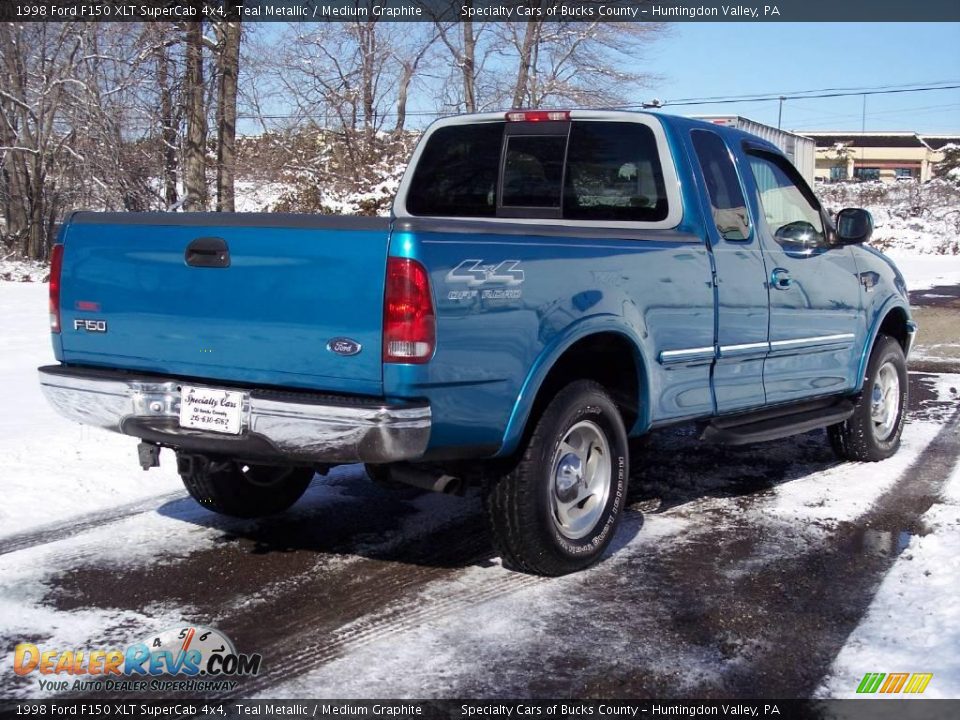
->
[428, 109, 782, 154]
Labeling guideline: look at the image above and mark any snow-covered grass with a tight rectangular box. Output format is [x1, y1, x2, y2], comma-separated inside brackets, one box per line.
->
[233, 181, 296, 213]
[0, 255, 47, 283]
[817, 180, 960, 255]
[0, 283, 182, 540]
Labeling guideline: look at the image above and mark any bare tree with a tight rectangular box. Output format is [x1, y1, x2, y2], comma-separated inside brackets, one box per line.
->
[0, 23, 94, 258]
[499, 17, 667, 109]
[183, 14, 208, 211]
[215, 19, 241, 211]
[433, 8, 487, 113]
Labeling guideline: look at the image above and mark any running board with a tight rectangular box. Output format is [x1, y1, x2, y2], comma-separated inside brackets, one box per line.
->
[701, 397, 855, 445]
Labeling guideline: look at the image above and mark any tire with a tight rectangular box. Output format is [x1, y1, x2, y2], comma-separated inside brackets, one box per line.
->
[828, 333, 908, 462]
[179, 455, 314, 518]
[486, 380, 629, 576]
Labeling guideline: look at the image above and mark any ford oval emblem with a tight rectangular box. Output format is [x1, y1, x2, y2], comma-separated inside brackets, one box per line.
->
[327, 337, 362, 356]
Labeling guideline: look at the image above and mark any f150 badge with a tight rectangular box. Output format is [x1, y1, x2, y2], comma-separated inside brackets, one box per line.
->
[73, 319, 107, 333]
[446, 259, 524, 301]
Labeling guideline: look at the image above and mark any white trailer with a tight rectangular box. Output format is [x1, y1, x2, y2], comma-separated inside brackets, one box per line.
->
[693, 116, 816, 186]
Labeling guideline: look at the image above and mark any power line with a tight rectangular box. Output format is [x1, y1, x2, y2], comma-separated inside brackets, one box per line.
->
[635, 84, 960, 110]
[236, 83, 960, 122]
[656, 80, 960, 105]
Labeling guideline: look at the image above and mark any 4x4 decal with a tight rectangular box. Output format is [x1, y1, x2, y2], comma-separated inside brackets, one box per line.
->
[446, 259, 525, 287]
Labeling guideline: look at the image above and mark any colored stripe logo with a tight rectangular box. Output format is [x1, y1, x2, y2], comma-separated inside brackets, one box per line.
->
[857, 672, 933, 694]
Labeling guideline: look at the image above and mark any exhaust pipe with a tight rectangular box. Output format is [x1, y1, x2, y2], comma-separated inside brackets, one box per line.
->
[390, 465, 464, 495]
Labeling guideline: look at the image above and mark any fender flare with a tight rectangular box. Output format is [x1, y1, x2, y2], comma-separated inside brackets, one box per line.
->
[495, 315, 652, 457]
[854, 294, 911, 393]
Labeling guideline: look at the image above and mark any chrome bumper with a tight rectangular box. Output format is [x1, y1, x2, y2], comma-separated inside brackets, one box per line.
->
[38, 366, 431, 464]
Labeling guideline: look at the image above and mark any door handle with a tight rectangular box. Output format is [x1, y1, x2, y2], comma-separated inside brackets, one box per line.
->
[185, 237, 230, 268]
[771, 268, 792, 290]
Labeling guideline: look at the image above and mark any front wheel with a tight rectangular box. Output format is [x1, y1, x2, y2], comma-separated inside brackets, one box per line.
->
[485, 380, 629, 576]
[178, 455, 314, 518]
[829, 334, 908, 462]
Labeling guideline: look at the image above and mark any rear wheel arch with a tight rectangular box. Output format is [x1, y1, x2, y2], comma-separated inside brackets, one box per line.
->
[500, 330, 648, 458]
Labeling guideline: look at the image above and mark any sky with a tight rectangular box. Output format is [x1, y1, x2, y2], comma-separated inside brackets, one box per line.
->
[244, 21, 960, 135]
[634, 23, 960, 133]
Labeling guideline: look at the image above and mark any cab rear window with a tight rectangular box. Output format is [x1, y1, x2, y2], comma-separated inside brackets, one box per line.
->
[405, 120, 669, 222]
[405, 123, 503, 217]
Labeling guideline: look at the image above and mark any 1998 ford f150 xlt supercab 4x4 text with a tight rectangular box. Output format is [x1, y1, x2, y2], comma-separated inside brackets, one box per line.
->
[40, 110, 916, 575]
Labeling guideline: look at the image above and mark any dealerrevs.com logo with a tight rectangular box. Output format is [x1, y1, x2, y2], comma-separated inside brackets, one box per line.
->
[13, 625, 262, 693]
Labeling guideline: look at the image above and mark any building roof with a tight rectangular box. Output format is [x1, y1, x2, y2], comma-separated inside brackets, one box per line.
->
[921, 135, 960, 150]
[797, 131, 929, 149]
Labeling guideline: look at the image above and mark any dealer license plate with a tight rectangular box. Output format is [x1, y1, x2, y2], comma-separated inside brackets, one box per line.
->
[178, 386, 245, 435]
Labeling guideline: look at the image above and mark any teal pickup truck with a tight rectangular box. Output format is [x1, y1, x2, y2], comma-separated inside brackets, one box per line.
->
[40, 110, 915, 575]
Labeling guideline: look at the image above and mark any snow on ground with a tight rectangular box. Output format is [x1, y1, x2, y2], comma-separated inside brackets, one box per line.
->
[818, 422, 960, 698]
[264, 386, 954, 698]
[885, 251, 960, 292]
[817, 180, 960, 256]
[0, 283, 182, 541]
[0, 255, 47, 283]
[233, 181, 295, 213]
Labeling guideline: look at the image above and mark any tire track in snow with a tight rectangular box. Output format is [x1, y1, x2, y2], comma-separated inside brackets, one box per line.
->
[0, 491, 186, 556]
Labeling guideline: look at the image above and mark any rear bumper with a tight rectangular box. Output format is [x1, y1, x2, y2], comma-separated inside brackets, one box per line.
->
[38, 365, 431, 464]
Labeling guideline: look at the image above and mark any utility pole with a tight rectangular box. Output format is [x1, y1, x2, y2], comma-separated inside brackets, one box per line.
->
[777, 96, 786, 129]
[860, 93, 867, 171]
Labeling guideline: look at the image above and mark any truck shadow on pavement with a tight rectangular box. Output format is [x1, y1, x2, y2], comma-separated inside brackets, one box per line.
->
[147, 422, 838, 572]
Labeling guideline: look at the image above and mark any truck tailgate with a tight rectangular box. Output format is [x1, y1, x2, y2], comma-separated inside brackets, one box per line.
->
[58, 213, 390, 395]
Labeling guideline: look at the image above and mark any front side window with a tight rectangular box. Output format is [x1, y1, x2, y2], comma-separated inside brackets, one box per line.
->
[747, 150, 825, 252]
[691, 130, 750, 241]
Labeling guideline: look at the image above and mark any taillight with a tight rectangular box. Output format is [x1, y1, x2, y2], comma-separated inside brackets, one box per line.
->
[49, 244, 64, 333]
[383, 257, 435, 364]
[505, 110, 571, 122]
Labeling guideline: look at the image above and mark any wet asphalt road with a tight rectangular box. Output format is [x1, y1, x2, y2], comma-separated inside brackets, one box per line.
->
[908, 283, 960, 372]
[0, 373, 958, 701]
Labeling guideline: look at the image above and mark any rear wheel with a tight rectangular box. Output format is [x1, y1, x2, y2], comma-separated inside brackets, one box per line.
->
[178, 454, 314, 518]
[829, 334, 907, 462]
[485, 380, 629, 576]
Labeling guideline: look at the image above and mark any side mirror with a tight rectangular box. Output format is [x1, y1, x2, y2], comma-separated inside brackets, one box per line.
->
[835, 208, 873, 245]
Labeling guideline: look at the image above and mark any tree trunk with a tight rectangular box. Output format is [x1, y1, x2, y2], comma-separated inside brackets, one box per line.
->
[27, 159, 45, 259]
[0, 25, 31, 245]
[394, 61, 413, 135]
[512, 18, 541, 108]
[462, 12, 476, 113]
[155, 40, 178, 209]
[183, 17, 207, 211]
[216, 20, 240, 212]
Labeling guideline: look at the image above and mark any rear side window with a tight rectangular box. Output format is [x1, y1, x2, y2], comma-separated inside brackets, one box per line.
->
[564, 122, 667, 222]
[406, 119, 669, 223]
[691, 130, 750, 241]
[406, 123, 503, 217]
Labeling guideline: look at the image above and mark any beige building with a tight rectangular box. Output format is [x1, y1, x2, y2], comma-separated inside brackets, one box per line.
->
[798, 131, 960, 183]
